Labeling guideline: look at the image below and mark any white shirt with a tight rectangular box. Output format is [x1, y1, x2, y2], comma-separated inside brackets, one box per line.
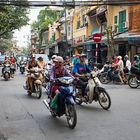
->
[118, 60, 124, 71]
[126, 60, 131, 71]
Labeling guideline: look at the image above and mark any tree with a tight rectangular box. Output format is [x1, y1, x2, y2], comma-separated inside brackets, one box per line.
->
[31, 7, 60, 48]
[0, 0, 29, 38]
[105, 25, 118, 61]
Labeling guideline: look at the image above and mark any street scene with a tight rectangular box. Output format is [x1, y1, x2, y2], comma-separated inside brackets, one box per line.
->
[0, 0, 140, 140]
[0, 70, 140, 140]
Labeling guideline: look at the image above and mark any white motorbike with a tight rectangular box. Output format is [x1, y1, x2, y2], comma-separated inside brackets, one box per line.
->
[75, 72, 111, 110]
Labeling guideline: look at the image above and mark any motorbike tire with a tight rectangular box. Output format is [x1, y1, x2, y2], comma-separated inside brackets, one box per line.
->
[4, 73, 10, 81]
[99, 73, 111, 84]
[75, 97, 83, 105]
[27, 90, 32, 96]
[36, 84, 42, 99]
[98, 90, 111, 110]
[128, 75, 139, 88]
[66, 104, 77, 129]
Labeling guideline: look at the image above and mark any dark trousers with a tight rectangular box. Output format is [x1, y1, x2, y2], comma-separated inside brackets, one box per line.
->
[76, 77, 88, 96]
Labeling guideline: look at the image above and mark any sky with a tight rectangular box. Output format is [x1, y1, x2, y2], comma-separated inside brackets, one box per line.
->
[13, 0, 85, 48]
[13, 7, 42, 48]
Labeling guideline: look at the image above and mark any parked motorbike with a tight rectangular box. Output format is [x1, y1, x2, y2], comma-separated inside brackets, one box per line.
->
[43, 76, 77, 129]
[128, 74, 140, 88]
[20, 61, 26, 74]
[24, 68, 43, 99]
[2, 64, 11, 81]
[75, 72, 111, 110]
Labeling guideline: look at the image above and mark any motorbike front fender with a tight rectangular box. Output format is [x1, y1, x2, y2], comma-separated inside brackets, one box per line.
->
[96, 86, 106, 93]
[34, 80, 42, 85]
[65, 96, 75, 105]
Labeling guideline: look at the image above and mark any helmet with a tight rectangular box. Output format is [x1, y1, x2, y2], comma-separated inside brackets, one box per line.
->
[124, 55, 128, 58]
[118, 56, 122, 60]
[80, 53, 87, 57]
[37, 56, 43, 61]
[134, 55, 139, 61]
[52, 55, 57, 59]
[54, 56, 64, 63]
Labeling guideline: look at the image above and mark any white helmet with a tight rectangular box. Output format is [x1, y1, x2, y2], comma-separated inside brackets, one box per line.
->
[54, 56, 64, 63]
[52, 55, 57, 59]
[118, 56, 122, 60]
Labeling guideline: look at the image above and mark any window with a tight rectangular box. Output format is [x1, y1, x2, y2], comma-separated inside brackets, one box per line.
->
[118, 10, 126, 32]
[114, 16, 117, 24]
[77, 17, 80, 29]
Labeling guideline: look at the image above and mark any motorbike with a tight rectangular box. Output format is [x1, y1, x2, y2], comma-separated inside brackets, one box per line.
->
[10, 63, 16, 75]
[75, 72, 111, 110]
[128, 73, 140, 88]
[2, 64, 11, 81]
[24, 68, 43, 99]
[43, 76, 77, 129]
[20, 61, 26, 74]
[99, 67, 121, 84]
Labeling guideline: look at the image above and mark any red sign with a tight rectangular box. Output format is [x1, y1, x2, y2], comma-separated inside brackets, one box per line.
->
[93, 33, 102, 43]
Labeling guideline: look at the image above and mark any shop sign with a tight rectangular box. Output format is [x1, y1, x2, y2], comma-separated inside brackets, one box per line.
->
[73, 35, 85, 45]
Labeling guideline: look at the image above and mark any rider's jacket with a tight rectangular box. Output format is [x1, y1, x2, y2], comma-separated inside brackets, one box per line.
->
[73, 62, 90, 75]
[50, 66, 74, 81]
[28, 60, 39, 69]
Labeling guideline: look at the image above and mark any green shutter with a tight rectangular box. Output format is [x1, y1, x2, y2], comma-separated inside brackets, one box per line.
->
[119, 10, 126, 32]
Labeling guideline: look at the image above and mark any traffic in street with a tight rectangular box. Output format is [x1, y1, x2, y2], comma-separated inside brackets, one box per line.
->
[0, 69, 140, 140]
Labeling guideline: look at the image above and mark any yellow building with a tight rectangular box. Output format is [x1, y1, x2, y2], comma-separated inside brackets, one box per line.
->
[106, 5, 129, 58]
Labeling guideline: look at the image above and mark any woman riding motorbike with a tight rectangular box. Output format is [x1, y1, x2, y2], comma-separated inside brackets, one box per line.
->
[49, 56, 74, 114]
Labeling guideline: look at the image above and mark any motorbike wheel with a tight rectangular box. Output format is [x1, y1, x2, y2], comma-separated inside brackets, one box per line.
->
[98, 90, 111, 110]
[75, 97, 83, 105]
[35, 84, 42, 99]
[128, 76, 139, 88]
[4, 73, 10, 81]
[99, 73, 110, 84]
[27, 90, 32, 96]
[66, 104, 77, 129]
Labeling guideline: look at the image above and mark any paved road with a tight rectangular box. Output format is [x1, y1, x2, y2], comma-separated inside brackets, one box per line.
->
[0, 70, 140, 140]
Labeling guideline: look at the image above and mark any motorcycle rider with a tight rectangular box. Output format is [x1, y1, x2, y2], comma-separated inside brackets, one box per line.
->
[24, 54, 41, 91]
[1, 56, 11, 76]
[10, 55, 16, 77]
[64, 56, 72, 72]
[73, 53, 91, 101]
[131, 55, 140, 82]
[49, 56, 74, 114]
[124, 55, 131, 73]
[37, 56, 47, 70]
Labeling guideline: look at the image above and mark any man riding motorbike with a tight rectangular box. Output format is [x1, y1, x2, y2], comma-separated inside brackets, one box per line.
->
[24, 54, 41, 91]
[73, 53, 91, 101]
[49, 56, 74, 114]
[1, 56, 11, 77]
[131, 55, 140, 82]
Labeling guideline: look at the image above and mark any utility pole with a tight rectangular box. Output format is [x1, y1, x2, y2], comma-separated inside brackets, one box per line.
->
[64, 0, 68, 57]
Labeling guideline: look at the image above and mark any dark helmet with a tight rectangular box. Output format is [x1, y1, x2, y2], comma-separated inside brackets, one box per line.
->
[37, 56, 43, 61]
[134, 55, 139, 61]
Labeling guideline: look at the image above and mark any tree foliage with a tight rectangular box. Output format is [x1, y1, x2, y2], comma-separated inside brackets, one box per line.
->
[0, 0, 29, 37]
[32, 7, 59, 31]
[31, 7, 60, 48]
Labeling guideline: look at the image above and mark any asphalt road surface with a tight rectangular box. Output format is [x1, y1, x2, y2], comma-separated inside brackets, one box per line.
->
[0, 69, 140, 140]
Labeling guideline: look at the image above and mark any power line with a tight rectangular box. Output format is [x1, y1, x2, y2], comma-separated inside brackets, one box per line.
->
[0, 0, 140, 7]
